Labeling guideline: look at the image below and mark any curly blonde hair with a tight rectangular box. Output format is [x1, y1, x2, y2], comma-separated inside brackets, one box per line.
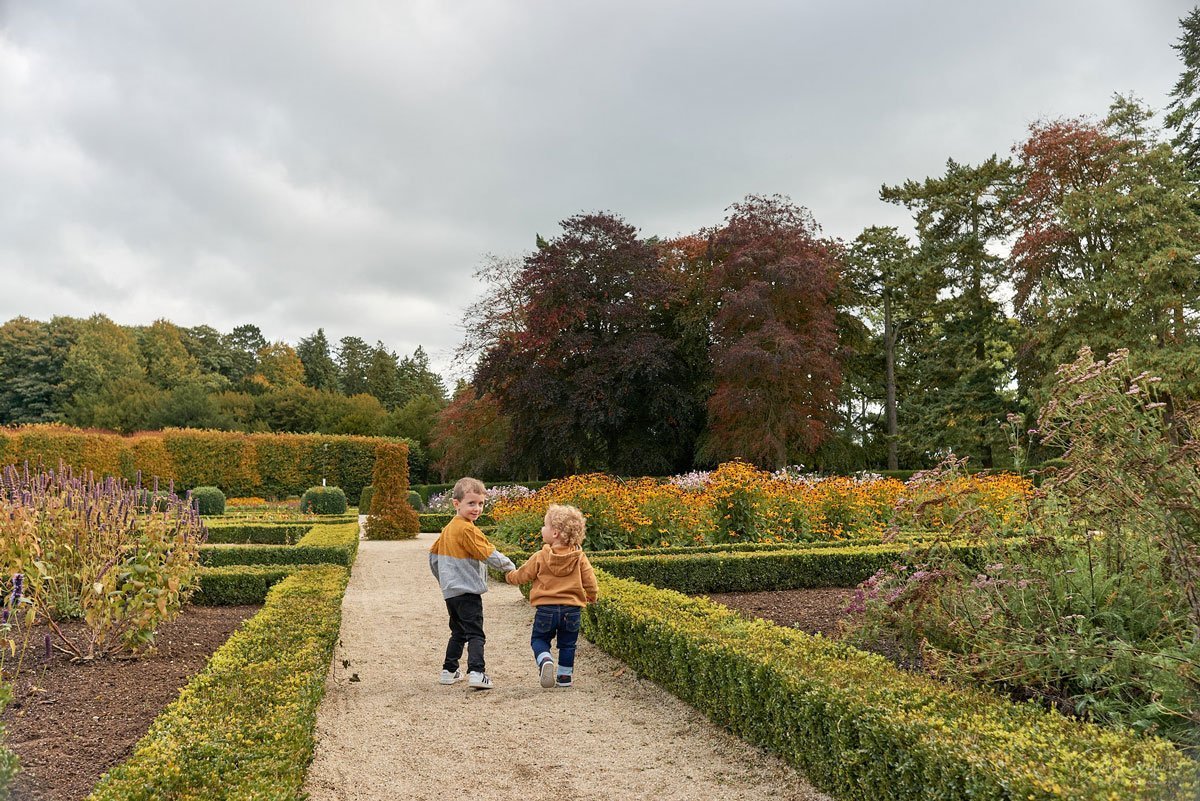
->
[544, 504, 587, 547]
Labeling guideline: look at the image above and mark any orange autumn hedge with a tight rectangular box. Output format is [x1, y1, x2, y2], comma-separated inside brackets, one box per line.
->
[0, 424, 409, 500]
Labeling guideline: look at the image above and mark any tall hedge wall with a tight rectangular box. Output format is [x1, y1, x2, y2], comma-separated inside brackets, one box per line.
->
[0, 424, 414, 500]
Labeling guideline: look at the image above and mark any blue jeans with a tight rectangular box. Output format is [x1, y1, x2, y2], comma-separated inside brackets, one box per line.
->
[531, 604, 581, 674]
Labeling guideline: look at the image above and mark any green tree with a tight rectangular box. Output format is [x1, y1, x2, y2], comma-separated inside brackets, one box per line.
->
[296, 328, 340, 391]
[137, 320, 203, 390]
[1166, 6, 1200, 174]
[396, 345, 446, 406]
[252, 342, 306, 391]
[61, 315, 159, 431]
[882, 157, 1017, 466]
[337, 336, 372, 396]
[0, 316, 78, 424]
[1008, 98, 1200, 407]
[223, 324, 266, 387]
[366, 342, 402, 408]
[842, 227, 931, 470]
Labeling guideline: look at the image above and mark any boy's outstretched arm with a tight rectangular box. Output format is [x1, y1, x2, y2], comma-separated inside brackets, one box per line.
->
[505, 553, 540, 586]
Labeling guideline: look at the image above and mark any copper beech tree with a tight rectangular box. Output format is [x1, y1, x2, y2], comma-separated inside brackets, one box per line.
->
[702, 195, 843, 469]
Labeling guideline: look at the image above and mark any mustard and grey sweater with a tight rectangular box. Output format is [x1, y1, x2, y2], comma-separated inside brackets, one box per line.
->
[428, 516, 516, 599]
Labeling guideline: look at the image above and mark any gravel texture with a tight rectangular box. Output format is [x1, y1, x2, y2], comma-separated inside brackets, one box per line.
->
[303, 534, 830, 801]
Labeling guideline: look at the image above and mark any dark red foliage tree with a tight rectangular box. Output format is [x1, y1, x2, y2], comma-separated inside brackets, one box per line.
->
[702, 195, 843, 469]
[473, 212, 706, 476]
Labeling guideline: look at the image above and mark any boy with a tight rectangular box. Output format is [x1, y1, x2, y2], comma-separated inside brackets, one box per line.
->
[505, 504, 598, 688]
[429, 477, 516, 690]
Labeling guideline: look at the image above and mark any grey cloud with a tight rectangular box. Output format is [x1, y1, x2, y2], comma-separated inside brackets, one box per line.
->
[1, 0, 1191, 381]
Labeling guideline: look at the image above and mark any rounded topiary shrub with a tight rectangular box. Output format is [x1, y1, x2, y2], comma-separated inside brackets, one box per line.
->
[366, 442, 419, 539]
[191, 485, 226, 516]
[300, 486, 348, 515]
[407, 489, 423, 511]
[359, 485, 374, 514]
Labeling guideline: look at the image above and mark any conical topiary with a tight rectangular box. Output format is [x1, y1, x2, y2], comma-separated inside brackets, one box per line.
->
[366, 441, 420, 539]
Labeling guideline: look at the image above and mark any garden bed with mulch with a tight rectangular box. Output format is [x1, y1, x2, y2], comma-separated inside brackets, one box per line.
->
[1, 604, 260, 801]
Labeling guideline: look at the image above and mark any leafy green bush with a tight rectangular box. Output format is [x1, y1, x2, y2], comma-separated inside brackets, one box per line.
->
[847, 348, 1200, 751]
[88, 565, 349, 799]
[359, 485, 374, 514]
[190, 485, 226, 515]
[407, 489, 423, 511]
[299, 486, 347, 515]
[585, 571, 1199, 801]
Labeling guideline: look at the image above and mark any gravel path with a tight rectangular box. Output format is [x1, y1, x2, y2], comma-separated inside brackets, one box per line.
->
[303, 534, 830, 801]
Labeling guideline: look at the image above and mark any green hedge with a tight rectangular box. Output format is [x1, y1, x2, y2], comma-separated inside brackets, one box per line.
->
[419, 512, 493, 531]
[193, 565, 299, 605]
[88, 565, 349, 799]
[583, 571, 1199, 801]
[299, 485, 348, 515]
[198, 522, 360, 569]
[203, 522, 313, 545]
[588, 542, 988, 594]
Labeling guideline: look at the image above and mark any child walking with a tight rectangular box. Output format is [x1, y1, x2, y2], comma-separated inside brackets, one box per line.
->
[429, 477, 516, 690]
[505, 504, 599, 688]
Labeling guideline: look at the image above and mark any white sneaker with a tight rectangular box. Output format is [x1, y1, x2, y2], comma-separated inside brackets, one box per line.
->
[539, 659, 555, 689]
[439, 669, 463, 685]
[467, 671, 493, 690]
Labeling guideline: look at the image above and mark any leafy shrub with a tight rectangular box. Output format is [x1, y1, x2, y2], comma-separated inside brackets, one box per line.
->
[847, 348, 1200, 751]
[191, 485, 226, 515]
[407, 489, 423, 511]
[299, 486, 347, 515]
[0, 465, 205, 660]
[193, 565, 297, 605]
[366, 442, 419, 539]
[359, 485, 374, 514]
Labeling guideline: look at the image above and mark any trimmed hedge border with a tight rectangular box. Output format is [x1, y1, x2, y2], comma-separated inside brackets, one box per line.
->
[584, 571, 1199, 800]
[589, 541, 990, 593]
[203, 522, 313, 545]
[88, 565, 350, 800]
[193, 565, 298, 605]
[494, 540, 992, 594]
[199, 522, 360, 569]
[419, 512, 493, 531]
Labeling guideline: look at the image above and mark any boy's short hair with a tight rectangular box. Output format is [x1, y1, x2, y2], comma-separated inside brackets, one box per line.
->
[452, 477, 486, 500]
[544, 504, 586, 548]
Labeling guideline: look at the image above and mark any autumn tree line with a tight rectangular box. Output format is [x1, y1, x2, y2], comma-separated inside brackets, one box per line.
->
[5, 11, 1200, 481]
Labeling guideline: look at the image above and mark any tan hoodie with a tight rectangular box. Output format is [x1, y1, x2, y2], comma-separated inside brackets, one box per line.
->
[505, 545, 599, 607]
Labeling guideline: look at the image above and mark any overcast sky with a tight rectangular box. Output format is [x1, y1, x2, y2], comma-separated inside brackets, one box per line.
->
[1, 1, 1192, 383]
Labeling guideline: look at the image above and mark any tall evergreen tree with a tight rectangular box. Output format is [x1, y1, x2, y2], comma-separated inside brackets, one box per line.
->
[1166, 6, 1200, 174]
[337, 336, 372, 396]
[366, 342, 402, 408]
[882, 157, 1017, 466]
[296, 328, 340, 391]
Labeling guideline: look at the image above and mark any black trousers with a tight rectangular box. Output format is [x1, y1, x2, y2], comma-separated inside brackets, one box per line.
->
[443, 593, 486, 674]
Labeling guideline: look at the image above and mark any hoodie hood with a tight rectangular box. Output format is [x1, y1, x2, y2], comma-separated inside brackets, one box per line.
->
[542, 544, 583, 577]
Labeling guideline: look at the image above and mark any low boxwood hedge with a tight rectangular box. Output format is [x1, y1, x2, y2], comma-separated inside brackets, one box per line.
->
[193, 565, 299, 605]
[588, 541, 990, 594]
[419, 512, 493, 531]
[494, 540, 992, 594]
[584, 571, 1199, 801]
[203, 522, 313, 545]
[199, 522, 360, 569]
[88, 565, 349, 800]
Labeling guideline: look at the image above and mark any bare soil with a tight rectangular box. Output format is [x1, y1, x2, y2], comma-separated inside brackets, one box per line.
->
[702, 588, 858, 638]
[1, 604, 259, 801]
